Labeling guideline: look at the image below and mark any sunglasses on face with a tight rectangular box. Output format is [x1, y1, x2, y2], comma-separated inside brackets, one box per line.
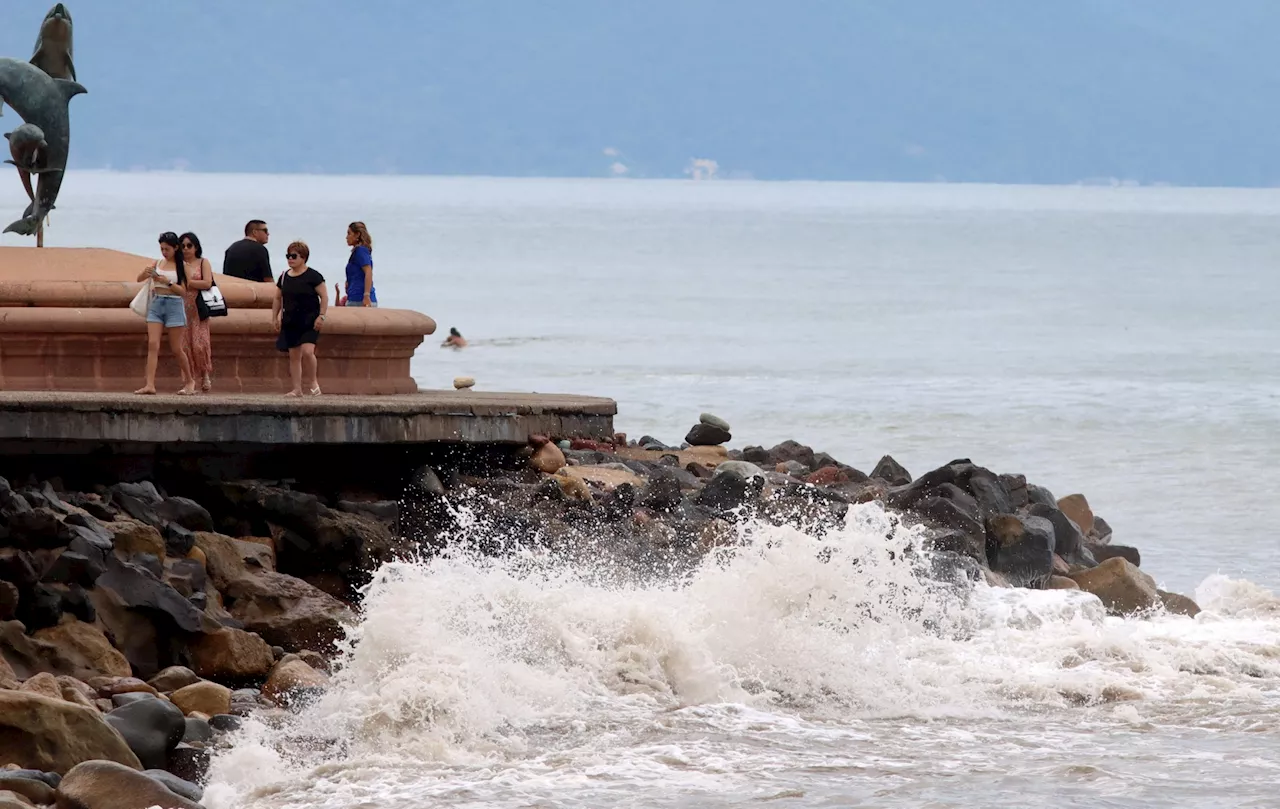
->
[285, 253, 300, 260]
[181, 242, 195, 249]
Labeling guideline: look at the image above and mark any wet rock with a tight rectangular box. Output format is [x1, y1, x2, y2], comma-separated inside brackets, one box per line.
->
[761, 483, 849, 532]
[530, 442, 567, 474]
[63, 492, 119, 522]
[740, 446, 769, 465]
[156, 497, 215, 533]
[912, 491, 986, 562]
[0, 581, 18, 622]
[16, 583, 62, 633]
[109, 491, 163, 529]
[147, 666, 200, 694]
[56, 760, 203, 809]
[262, 655, 330, 708]
[1158, 590, 1201, 617]
[986, 514, 1056, 588]
[164, 523, 197, 558]
[105, 695, 186, 769]
[637, 470, 683, 512]
[170, 681, 231, 717]
[1048, 576, 1081, 590]
[142, 769, 204, 803]
[1025, 483, 1057, 508]
[1091, 544, 1140, 567]
[0, 775, 55, 806]
[1069, 557, 1158, 616]
[714, 461, 766, 482]
[768, 440, 816, 471]
[1056, 493, 1095, 536]
[5, 507, 76, 550]
[1026, 503, 1086, 562]
[1091, 515, 1114, 544]
[208, 713, 242, 733]
[870, 455, 912, 486]
[111, 481, 164, 506]
[804, 466, 863, 487]
[0, 690, 142, 771]
[187, 628, 275, 680]
[695, 470, 762, 517]
[775, 460, 809, 478]
[686, 423, 731, 447]
[167, 744, 211, 786]
[968, 471, 1012, 519]
[92, 677, 159, 699]
[111, 692, 158, 708]
[182, 716, 214, 743]
[409, 464, 446, 497]
[699, 413, 731, 432]
[31, 620, 132, 680]
[41, 550, 105, 588]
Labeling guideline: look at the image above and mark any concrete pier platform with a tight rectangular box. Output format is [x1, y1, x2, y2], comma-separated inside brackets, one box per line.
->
[0, 390, 617, 449]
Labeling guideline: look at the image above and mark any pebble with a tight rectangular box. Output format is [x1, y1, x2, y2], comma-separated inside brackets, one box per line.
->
[453, 376, 476, 389]
[699, 413, 731, 431]
[714, 461, 766, 481]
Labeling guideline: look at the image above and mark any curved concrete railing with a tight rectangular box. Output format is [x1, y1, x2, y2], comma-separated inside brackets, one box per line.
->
[0, 246, 435, 394]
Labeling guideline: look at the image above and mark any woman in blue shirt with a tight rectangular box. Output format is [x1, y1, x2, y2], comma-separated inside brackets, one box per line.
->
[344, 221, 377, 307]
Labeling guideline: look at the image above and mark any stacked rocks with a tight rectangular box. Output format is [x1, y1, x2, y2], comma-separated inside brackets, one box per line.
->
[685, 413, 732, 447]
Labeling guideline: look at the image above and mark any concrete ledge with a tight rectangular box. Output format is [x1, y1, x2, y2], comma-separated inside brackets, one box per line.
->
[0, 391, 617, 446]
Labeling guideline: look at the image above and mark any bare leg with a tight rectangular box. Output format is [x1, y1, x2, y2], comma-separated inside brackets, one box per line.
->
[135, 322, 163, 394]
[301, 343, 319, 394]
[286, 346, 303, 396]
[168, 327, 195, 393]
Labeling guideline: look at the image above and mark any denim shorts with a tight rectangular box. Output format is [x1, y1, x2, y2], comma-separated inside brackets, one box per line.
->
[147, 294, 187, 327]
[345, 299, 378, 307]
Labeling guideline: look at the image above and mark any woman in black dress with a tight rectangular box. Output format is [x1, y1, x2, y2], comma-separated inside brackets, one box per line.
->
[272, 240, 328, 397]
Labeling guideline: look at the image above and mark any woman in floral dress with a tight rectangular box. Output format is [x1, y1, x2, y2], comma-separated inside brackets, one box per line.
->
[179, 232, 215, 391]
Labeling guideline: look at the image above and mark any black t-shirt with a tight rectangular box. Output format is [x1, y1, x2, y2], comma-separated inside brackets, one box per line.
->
[277, 268, 325, 325]
[223, 238, 272, 282]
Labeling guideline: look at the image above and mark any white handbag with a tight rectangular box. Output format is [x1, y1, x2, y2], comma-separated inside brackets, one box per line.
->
[129, 283, 152, 318]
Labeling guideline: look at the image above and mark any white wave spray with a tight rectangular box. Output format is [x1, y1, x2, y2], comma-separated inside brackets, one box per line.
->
[205, 503, 1280, 809]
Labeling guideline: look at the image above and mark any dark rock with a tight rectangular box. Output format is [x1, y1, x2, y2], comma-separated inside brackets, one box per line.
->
[337, 500, 400, 531]
[111, 481, 164, 505]
[884, 460, 979, 510]
[0, 581, 18, 621]
[112, 691, 159, 708]
[987, 514, 1056, 588]
[163, 558, 208, 599]
[741, 446, 769, 465]
[928, 550, 984, 587]
[1, 770, 60, 788]
[696, 471, 763, 518]
[167, 744, 211, 785]
[17, 584, 63, 632]
[968, 471, 1012, 519]
[5, 507, 75, 550]
[143, 769, 204, 802]
[1026, 484, 1057, 509]
[409, 464, 446, 497]
[66, 520, 114, 568]
[761, 483, 849, 532]
[1000, 474, 1029, 509]
[96, 555, 209, 634]
[111, 491, 164, 528]
[768, 440, 817, 470]
[1091, 544, 1141, 567]
[685, 462, 714, 480]
[686, 423, 732, 446]
[59, 584, 97, 624]
[871, 455, 912, 486]
[131, 553, 165, 579]
[1026, 503, 1085, 561]
[0, 773, 56, 805]
[812, 452, 840, 470]
[0, 549, 40, 591]
[156, 497, 215, 533]
[208, 713, 243, 733]
[776, 460, 810, 477]
[637, 470, 683, 512]
[164, 523, 197, 558]
[1091, 516, 1114, 543]
[600, 484, 636, 522]
[105, 696, 187, 770]
[913, 492, 986, 562]
[63, 492, 119, 521]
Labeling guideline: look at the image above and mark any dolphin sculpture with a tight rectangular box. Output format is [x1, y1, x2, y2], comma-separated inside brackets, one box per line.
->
[32, 3, 76, 81]
[0, 57, 85, 235]
[4, 122, 60, 204]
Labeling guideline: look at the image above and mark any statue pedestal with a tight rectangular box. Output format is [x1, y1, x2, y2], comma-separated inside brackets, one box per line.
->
[0, 247, 435, 394]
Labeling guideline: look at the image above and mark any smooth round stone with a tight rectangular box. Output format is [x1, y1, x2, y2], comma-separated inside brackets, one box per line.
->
[714, 460, 766, 481]
[699, 413, 731, 431]
[453, 376, 476, 389]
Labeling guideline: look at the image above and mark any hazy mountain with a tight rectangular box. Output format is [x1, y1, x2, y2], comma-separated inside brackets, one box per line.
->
[2, 0, 1279, 184]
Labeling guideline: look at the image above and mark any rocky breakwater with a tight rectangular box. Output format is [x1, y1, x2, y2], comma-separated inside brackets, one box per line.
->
[0, 412, 1200, 807]
[0, 474, 391, 809]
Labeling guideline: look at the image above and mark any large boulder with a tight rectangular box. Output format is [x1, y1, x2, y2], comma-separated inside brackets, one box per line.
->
[0, 774, 55, 806]
[1026, 503, 1087, 562]
[1056, 493, 1095, 536]
[5, 507, 77, 550]
[529, 442, 567, 474]
[986, 514, 1055, 588]
[1069, 557, 1159, 615]
[911, 486, 986, 562]
[169, 680, 232, 717]
[31, 620, 132, 680]
[0, 690, 141, 772]
[106, 519, 166, 559]
[262, 655, 330, 707]
[147, 666, 200, 694]
[196, 533, 354, 651]
[104, 696, 187, 770]
[686, 423, 731, 447]
[870, 455, 912, 486]
[1158, 590, 1202, 617]
[1091, 544, 1141, 567]
[695, 469, 762, 518]
[155, 497, 215, 533]
[55, 760, 203, 809]
[95, 555, 211, 635]
[186, 628, 275, 681]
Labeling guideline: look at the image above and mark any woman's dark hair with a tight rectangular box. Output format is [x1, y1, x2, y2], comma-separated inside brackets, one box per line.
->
[179, 231, 203, 259]
[158, 231, 187, 284]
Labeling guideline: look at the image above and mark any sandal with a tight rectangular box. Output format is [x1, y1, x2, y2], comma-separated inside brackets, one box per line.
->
[177, 386, 198, 396]
[284, 390, 302, 398]
[134, 387, 156, 396]
[201, 375, 212, 392]
[307, 385, 322, 397]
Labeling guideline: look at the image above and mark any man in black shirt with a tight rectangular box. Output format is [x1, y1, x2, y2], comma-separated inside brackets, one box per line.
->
[223, 219, 273, 282]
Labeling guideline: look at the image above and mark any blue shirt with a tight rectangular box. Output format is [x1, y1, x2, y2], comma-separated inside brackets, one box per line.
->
[345, 245, 376, 303]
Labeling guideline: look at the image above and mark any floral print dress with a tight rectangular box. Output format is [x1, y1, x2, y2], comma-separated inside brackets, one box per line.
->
[182, 259, 213, 387]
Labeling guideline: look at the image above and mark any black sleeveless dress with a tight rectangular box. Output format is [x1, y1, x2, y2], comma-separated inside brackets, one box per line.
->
[276, 267, 325, 350]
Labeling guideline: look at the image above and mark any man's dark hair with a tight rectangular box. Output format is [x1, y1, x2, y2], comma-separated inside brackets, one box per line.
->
[244, 219, 267, 237]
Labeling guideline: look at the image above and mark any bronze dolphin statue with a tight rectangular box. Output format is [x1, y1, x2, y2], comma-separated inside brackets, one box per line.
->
[5, 122, 61, 204]
[32, 3, 76, 81]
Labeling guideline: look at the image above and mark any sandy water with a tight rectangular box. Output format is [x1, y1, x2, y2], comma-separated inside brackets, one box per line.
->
[5, 174, 1280, 807]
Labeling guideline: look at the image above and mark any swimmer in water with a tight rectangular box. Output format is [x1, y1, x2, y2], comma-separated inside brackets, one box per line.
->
[441, 327, 467, 349]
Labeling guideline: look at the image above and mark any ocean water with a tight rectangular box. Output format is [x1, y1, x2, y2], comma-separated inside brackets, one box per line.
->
[5, 173, 1280, 807]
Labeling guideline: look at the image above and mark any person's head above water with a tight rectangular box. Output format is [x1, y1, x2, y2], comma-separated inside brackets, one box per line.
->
[450, 327, 461, 337]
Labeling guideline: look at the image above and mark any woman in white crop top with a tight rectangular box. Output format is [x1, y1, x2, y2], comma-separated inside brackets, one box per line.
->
[134, 231, 196, 395]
